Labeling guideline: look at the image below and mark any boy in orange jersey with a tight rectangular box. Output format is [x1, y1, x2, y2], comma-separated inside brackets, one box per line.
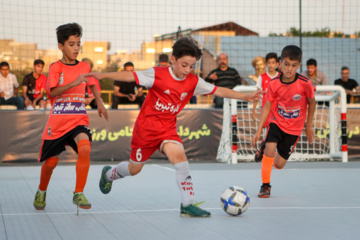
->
[86, 37, 262, 217]
[251, 45, 315, 198]
[252, 52, 280, 162]
[33, 23, 108, 211]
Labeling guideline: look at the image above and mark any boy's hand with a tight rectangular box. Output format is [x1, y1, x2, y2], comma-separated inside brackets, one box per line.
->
[128, 94, 136, 101]
[97, 102, 109, 121]
[246, 89, 264, 103]
[73, 74, 87, 86]
[305, 124, 315, 144]
[251, 131, 261, 147]
[84, 72, 101, 80]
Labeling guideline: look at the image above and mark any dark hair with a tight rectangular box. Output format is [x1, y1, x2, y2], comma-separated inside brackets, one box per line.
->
[172, 37, 202, 60]
[124, 62, 134, 68]
[306, 58, 317, 67]
[277, 56, 281, 62]
[34, 59, 45, 66]
[56, 23, 82, 45]
[159, 54, 169, 62]
[0, 61, 10, 69]
[265, 52, 278, 62]
[281, 45, 302, 62]
[341, 66, 349, 71]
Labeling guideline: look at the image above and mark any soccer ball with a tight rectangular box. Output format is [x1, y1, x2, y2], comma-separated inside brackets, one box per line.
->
[220, 186, 250, 216]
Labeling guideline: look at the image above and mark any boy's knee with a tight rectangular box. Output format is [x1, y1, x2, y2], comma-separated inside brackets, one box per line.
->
[273, 162, 284, 169]
[45, 157, 59, 169]
[128, 162, 143, 176]
[77, 139, 91, 158]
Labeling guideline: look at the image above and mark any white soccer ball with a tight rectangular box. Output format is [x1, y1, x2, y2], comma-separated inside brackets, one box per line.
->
[220, 186, 250, 216]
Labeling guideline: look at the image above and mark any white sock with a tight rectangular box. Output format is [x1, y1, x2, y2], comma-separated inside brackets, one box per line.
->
[26, 105, 34, 110]
[174, 161, 195, 207]
[106, 161, 131, 181]
[39, 189, 46, 194]
[46, 103, 52, 110]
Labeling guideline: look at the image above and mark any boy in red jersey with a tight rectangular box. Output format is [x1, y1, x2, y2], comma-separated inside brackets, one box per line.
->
[252, 52, 280, 162]
[86, 37, 262, 217]
[33, 23, 108, 211]
[251, 45, 315, 198]
[22, 59, 47, 110]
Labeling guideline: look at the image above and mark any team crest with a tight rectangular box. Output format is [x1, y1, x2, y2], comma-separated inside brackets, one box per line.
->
[180, 92, 188, 101]
[59, 72, 64, 85]
[293, 94, 301, 101]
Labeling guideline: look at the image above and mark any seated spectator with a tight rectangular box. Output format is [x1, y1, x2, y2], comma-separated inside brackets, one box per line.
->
[302, 58, 327, 86]
[82, 58, 102, 109]
[205, 53, 243, 108]
[22, 59, 47, 110]
[159, 54, 170, 67]
[334, 66, 360, 103]
[0, 61, 24, 110]
[112, 62, 145, 109]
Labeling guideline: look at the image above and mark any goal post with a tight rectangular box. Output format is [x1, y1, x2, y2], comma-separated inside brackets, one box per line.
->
[216, 85, 348, 163]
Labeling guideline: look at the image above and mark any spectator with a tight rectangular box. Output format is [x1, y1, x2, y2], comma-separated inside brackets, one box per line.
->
[82, 58, 102, 109]
[302, 58, 327, 86]
[334, 66, 360, 103]
[112, 62, 145, 109]
[0, 61, 24, 110]
[276, 56, 282, 73]
[205, 53, 243, 108]
[159, 54, 170, 67]
[248, 56, 266, 84]
[22, 59, 47, 110]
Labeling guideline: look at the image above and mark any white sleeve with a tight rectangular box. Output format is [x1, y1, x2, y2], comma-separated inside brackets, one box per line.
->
[194, 77, 216, 96]
[12, 74, 19, 88]
[134, 68, 155, 88]
[256, 75, 262, 90]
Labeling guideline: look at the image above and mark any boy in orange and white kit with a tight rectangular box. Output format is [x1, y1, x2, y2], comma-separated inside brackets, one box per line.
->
[33, 23, 108, 210]
[87, 37, 262, 217]
[252, 45, 315, 198]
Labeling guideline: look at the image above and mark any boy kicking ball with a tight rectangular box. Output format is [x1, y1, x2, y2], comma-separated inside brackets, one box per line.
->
[251, 45, 315, 198]
[86, 37, 262, 217]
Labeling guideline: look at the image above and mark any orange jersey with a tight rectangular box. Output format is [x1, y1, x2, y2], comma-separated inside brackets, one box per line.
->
[41, 60, 96, 140]
[267, 73, 314, 136]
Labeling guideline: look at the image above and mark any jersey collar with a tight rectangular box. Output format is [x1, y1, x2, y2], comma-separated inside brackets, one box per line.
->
[168, 67, 186, 81]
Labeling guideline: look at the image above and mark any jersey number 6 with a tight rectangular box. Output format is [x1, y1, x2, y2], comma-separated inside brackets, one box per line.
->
[136, 148, 142, 161]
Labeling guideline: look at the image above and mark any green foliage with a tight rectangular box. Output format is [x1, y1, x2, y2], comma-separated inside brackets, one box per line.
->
[269, 27, 358, 38]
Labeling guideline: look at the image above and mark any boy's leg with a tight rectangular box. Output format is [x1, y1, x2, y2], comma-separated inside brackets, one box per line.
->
[162, 142, 210, 217]
[34, 155, 59, 210]
[258, 143, 276, 198]
[73, 133, 92, 209]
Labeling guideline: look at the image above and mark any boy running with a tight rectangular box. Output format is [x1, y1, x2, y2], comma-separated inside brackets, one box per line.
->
[251, 45, 315, 198]
[33, 23, 108, 210]
[252, 52, 280, 162]
[86, 37, 262, 217]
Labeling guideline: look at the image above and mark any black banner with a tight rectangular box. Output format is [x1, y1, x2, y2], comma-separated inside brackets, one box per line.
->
[0, 109, 223, 162]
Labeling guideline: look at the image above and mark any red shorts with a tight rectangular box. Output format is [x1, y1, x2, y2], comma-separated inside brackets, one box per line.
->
[130, 134, 182, 163]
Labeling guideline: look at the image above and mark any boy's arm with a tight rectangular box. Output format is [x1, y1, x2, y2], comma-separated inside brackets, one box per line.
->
[22, 86, 29, 99]
[214, 86, 262, 102]
[305, 98, 316, 144]
[85, 71, 135, 82]
[89, 84, 108, 121]
[49, 74, 87, 97]
[251, 100, 272, 147]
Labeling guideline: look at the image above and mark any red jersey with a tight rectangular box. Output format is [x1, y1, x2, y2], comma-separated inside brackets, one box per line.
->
[132, 67, 216, 148]
[257, 72, 280, 108]
[267, 73, 314, 136]
[41, 60, 96, 140]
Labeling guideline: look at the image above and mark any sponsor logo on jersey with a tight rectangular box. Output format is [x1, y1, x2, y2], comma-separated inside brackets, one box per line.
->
[59, 72, 64, 85]
[154, 98, 181, 114]
[277, 105, 300, 119]
[180, 92, 188, 101]
[293, 94, 301, 101]
[164, 89, 170, 95]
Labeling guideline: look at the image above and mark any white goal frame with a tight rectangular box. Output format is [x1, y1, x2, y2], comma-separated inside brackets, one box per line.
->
[217, 85, 348, 163]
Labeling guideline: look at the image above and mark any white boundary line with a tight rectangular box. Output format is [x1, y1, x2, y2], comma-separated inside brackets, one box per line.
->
[1, 206, 359, 216]
[151, 164, 175, 172]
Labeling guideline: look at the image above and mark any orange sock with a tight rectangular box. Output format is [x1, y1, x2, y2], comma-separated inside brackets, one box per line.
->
[261, 154, 274, 184]
[39, 157, 59, 191]
[75, 139, 91, 193]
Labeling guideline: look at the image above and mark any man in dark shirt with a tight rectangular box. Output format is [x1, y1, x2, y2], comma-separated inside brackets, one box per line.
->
[334, 66, 360, 103]
[205, 53, 243, 108]
[111, 62, 145, 109]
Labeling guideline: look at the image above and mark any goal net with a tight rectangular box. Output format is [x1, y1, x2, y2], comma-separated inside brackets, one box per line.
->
[217, 85, 348, 163]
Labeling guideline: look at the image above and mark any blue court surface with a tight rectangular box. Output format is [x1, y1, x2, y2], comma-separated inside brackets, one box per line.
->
[0, 161, 359, 240]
